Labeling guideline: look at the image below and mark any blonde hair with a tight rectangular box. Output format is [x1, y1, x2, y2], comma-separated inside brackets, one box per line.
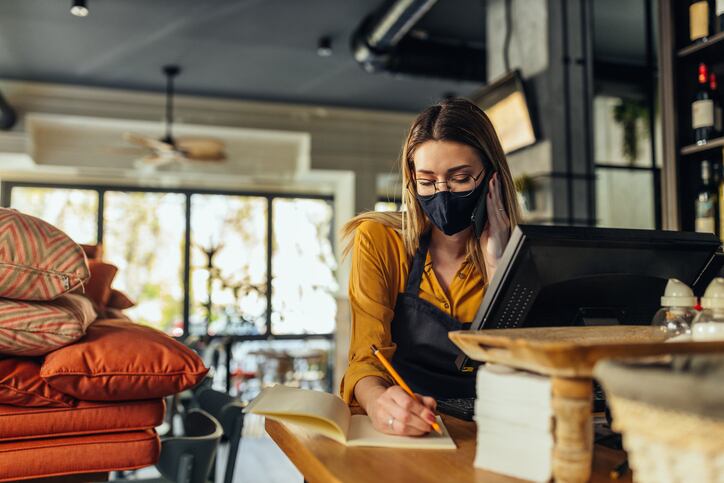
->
[342, 98, 522, 285]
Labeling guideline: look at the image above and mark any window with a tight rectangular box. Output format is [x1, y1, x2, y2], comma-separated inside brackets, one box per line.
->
[593, 95, 660, 229]
[190, 194, 268, 336]
[103, 191, 186, 332]
[3, 183, 336, 340]
[227, 339, 333, 399]
[8, 187, 98, 244]
[271, 198, 337, 335]
[374, 201, 399, 212]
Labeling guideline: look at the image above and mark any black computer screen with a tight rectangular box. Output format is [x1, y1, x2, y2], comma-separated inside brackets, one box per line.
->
[474, 225, 720, 329]
[456, 225, 721, 371]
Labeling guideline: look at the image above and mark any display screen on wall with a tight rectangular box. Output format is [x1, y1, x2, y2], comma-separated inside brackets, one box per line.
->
[470, 70, 537, 154]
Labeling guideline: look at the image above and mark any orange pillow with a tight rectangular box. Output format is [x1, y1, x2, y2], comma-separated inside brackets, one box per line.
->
[0, 430, 160, 482]
[83, 260, 118, 308]
[0, 208, 90, 301]
[0, 293, 96, 356]
[107, 288, 135, 310]
[79, 243, 103, 260]
[0, 358, 76, 408]
[0, 399, 164, 441]
[41, 319, 208, 401]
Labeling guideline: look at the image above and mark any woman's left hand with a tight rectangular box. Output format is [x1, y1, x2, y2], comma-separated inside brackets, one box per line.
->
[480, 172, 511, 278]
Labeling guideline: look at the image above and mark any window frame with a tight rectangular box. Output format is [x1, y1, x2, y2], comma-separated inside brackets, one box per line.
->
[0, 180, 336, 342]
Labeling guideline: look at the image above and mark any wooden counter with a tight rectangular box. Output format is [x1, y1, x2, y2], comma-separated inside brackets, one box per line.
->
[266, 415, 630, 483]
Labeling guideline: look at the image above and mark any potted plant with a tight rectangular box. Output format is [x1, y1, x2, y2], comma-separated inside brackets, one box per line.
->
[613, 99, 649, 165]
[514, 174, 537, 212]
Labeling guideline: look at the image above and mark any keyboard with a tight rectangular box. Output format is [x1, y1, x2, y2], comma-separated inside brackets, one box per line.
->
[436, 398, 475, 421]
[437, 384, 607, 422]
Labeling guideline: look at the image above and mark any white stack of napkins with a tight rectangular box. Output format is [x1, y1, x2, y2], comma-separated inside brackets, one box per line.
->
[474, 364, 554, 482]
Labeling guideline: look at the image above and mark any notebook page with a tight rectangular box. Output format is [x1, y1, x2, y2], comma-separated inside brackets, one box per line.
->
[245, 385, 352, 441]
[346, 415, 456, 449]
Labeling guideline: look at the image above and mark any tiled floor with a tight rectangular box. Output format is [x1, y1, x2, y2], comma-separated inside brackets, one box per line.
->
[228, 434, 302, 482]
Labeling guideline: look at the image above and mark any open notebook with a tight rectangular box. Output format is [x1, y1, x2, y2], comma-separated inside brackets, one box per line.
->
[245, 384, 456, 449]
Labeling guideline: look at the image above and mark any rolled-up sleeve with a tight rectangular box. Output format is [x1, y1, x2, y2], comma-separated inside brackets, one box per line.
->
[340, 221, 399, 405]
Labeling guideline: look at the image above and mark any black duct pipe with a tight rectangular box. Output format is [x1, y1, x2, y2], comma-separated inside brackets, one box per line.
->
[352, 0, 486, 83]
[0, 92, 16, 131]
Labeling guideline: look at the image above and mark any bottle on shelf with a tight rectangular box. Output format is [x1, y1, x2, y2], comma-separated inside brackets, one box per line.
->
[711, 72, 722, 137]
[690, 0, 713, 43]
[717, 0, 724, 32]
[693, 63, 715, 144]
[696, 159, 718, 234]
[713, 161, 724, 240]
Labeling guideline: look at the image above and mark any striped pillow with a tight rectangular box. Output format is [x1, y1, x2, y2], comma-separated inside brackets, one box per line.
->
[0, 293, 96, 356]
[0, 208, 90, 301]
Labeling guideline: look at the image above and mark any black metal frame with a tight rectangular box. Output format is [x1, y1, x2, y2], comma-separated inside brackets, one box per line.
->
[1, 180, 336, 342]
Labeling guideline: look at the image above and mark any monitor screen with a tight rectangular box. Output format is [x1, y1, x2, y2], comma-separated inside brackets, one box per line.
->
[469, 70, 536, 154]
[456, 224, 721, 370]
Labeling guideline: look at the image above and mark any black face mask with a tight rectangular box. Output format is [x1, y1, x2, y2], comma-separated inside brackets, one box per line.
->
[417, 181, 487, 236]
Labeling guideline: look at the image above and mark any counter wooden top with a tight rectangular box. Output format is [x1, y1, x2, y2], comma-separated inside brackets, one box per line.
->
[265, 415, 631, 483]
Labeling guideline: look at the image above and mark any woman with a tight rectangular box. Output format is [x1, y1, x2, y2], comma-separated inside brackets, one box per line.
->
[340, 98, 522, 436]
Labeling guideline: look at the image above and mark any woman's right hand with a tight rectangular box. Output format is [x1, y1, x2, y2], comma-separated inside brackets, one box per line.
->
[366, 385, 438, 436]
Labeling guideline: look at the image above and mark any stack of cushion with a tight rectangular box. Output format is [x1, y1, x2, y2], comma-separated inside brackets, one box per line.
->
[0, 208, 209, 482]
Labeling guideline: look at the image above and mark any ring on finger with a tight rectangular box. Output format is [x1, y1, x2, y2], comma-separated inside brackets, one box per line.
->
[387, 415, 395, 429]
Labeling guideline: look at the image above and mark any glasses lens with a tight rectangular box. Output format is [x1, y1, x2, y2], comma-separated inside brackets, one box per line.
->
[415, 180, 436, 198]
[449, 175, 476, 197]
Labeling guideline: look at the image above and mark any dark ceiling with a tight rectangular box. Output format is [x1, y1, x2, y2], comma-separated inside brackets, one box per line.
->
[0, 0, 649, 112]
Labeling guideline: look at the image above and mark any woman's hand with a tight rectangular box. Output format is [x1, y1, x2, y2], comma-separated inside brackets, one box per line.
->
[367, 385, 437, 436]
[481, 172, 511, 279]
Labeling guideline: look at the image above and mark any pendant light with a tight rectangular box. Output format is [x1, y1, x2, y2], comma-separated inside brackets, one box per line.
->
[70, 0, 89, 17]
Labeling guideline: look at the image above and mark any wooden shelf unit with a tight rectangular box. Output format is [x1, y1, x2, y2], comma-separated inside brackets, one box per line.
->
[681, 136, 724, 156]
[677, 30, 724, 58]
[660, 0, 724, 231]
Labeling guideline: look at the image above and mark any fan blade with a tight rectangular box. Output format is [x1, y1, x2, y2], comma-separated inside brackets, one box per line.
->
[124, 132, 175, 152]
[176, 137, 226, 161]
[134, 152, 179, 169]
[104, 146, 148, 156]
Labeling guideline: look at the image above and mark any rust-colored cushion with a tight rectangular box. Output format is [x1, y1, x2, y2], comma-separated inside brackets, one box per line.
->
[0, 358, 76, 408]
[0, 208, 90, 301]
[0, 430, 160, 482]
[107, 288, 135, 310]
[0, 293, 96, 356]
[41, 319, 208, 401]
[83, 260, 118, 308]
[0, 399, 164, 441]
[79, 243, 103, 261]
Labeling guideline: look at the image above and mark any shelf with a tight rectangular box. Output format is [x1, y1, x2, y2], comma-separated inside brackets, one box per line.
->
[681, 136, 724, 155]
[678, 31, 724, 59]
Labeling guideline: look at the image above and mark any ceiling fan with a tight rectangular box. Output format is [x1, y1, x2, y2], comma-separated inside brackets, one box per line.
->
[124, 65, 226, 168]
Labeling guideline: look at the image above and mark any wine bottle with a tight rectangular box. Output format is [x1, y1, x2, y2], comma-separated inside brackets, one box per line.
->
[693, 63, 715, 144]
[711, 72, 723, 137]
[717, 0, 724, 32]
[696, 160, 718, 235]
[690, 0, 712, 42]
[717, 161, 724, 240]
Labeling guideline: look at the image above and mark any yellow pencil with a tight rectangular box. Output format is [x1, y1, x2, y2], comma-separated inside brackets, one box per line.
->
[371, 344, 443, 435]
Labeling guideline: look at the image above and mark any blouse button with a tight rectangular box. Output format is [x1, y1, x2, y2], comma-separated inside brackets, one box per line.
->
[458, 272, 466, 279]
[443, 302, 450, 309]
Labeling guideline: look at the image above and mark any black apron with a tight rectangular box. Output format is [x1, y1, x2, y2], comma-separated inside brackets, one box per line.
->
[390, 233, 477, 399]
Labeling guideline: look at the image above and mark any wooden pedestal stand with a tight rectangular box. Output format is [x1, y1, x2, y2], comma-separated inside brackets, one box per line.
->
[449, 326, 724, 483]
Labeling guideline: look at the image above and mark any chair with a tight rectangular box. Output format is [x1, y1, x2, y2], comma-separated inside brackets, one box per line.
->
[141, 409, 223, 483]
[195, 387, 245, 483]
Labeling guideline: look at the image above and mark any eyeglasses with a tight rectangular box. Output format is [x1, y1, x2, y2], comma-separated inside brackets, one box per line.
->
[414, 169, 485, 200]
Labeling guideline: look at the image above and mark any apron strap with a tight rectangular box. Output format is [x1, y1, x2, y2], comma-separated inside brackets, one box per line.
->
[404, 232, 432, 295]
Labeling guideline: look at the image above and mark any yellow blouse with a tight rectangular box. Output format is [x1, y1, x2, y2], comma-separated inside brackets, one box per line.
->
[340, 220, 485, 404]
